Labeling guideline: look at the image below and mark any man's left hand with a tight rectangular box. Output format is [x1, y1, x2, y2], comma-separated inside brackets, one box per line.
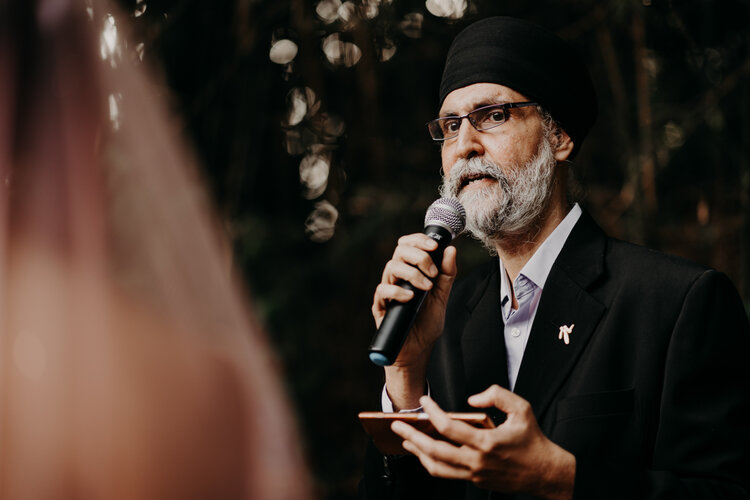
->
[390, 385, 575, 500]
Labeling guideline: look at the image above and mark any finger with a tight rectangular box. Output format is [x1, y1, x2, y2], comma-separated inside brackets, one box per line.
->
[432, 246, 458, 298]
[396, 233, 440, 251]
[439, 245, 458, 277]
[392, 420, 476, 471]
[373, 282, 415, 304]
[402, 440, 473, 481]
[392, 245, 439, 279]
[383, 260, 434, 289]
[390, 419, 422, 440]
[420, 396, 487, 450]
[372, 282, 415, 320]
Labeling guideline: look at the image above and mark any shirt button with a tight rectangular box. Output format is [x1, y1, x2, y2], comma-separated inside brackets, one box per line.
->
[511, 328, 521, 337]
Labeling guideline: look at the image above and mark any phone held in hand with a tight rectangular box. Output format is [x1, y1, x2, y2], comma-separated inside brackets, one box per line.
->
[358, 411, 495, 455]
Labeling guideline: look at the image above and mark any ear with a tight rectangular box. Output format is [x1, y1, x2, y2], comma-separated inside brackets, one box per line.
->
[553, 129, 574, 162]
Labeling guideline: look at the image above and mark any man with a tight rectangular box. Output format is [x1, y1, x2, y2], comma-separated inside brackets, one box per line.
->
[360, 16, 750, 500]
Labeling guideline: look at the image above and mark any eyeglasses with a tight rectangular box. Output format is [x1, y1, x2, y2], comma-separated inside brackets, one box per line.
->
[427, 101, 538, 141]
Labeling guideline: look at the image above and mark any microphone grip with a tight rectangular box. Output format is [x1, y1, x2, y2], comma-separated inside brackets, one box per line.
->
[368, 225, 453, 366]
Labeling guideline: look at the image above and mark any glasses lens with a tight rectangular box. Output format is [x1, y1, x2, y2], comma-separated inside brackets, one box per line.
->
[429, 117, 462, 140]
[427, 120, 444, 140]
[470, 105, 507, 131]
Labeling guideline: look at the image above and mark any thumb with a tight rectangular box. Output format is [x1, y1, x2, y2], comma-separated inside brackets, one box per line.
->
[468, 384, 526, 414]
[433, 245, 457, 294]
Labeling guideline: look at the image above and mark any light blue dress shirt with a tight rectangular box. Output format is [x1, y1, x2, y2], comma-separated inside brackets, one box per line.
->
[500, 203, 582, 390]
[382, 204, 583, 410]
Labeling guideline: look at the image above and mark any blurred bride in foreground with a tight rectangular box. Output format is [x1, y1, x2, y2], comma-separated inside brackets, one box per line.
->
[0, 0, 309, 498]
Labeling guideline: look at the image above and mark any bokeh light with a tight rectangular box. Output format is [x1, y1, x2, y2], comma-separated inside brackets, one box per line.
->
[399, 12, 424, 38]
[305, 201, 339, 242]
[108, 92, 122, 130]
[270, 39, 299, 65]
[425, 0, 467, 19]
[99, 13, 120, 67]
[316, 0, 342, 24]
[285, 87, 310, 126]
[337, 1, 358, 23]
[322, 33, 362, 67]
[299, 154, 331, 199]
[134, 0, 147, 18]
[379, 38, 397, 62]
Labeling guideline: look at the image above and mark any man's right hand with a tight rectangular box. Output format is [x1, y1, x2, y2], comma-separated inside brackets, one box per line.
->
[371, 233, 458, 410]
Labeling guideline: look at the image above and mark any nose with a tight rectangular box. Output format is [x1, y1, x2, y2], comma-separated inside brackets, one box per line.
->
[453, 118, 484, 160]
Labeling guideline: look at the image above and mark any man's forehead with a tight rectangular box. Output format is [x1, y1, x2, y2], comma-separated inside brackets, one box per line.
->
[439, 83, 528, 115]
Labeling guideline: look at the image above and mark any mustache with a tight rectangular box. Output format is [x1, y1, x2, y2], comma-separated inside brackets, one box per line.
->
[441, 157, 508, 197]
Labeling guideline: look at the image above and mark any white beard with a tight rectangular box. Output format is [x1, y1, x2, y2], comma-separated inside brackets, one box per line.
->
[438, 135, 558, 251]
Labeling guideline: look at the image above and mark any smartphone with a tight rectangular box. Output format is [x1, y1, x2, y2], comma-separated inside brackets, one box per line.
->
[358, 411, 495, 455]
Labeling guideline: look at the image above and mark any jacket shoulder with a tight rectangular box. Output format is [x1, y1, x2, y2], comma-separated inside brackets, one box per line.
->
[604, 237, 712, 287]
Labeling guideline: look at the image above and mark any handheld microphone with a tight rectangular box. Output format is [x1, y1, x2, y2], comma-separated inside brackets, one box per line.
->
[368, 198, 466, 366]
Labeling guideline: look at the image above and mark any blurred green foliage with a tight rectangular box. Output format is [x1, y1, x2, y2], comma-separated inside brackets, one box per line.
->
[118, 0, 750, 497]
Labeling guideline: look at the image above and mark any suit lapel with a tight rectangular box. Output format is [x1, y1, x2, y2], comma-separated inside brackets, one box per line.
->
[513, 212, 607, 422]
[459, 262, 510, 410]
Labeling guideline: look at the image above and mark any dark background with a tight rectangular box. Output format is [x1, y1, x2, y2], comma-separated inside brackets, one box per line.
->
[115, 0, 750, 497]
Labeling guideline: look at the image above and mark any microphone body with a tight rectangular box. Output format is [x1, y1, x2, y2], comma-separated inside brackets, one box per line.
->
[369, 198, 465, 366]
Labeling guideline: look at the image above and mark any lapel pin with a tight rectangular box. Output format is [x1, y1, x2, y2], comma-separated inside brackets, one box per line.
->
[558, 324, 575, 345]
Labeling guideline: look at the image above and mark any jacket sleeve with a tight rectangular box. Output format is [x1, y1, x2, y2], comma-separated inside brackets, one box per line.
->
[573, 270, 750, 499]
[359, 440, 465, 500]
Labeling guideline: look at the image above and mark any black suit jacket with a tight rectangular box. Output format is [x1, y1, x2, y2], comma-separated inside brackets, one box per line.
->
[361, 211, 750, 499]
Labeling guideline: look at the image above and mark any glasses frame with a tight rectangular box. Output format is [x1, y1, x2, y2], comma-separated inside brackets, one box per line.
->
[427, 101, 538, 141]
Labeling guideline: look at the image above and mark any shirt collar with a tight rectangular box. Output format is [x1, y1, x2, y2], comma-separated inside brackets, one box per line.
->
[499, 203, 582, 302]
[520, 203, 582, 289]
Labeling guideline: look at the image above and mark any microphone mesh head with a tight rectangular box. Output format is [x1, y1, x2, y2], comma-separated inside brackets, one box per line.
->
[424, 198, 466, 237]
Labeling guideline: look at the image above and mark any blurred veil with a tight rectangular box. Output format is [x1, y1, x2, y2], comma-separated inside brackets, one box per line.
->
[0, 0, 309, 498]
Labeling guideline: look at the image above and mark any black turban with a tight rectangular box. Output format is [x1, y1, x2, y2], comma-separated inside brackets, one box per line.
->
[439, 16, 597, 156]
